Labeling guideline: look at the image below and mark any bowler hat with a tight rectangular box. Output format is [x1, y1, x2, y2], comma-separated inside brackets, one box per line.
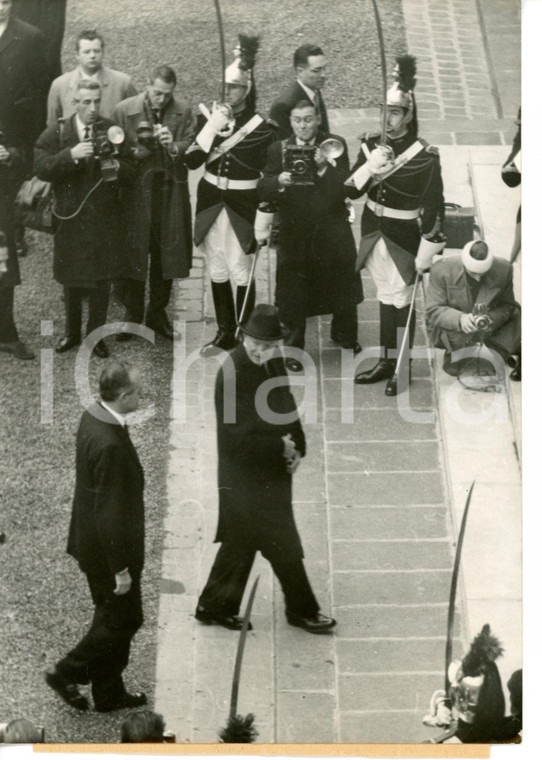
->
[240, 304, 289, 340]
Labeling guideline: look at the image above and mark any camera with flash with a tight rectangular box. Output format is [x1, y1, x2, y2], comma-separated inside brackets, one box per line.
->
[284, 138, 345, 186]
[92, 122, 125, 182]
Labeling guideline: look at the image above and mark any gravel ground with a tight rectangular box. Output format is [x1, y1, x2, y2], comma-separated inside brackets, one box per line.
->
[0, 0, 406, 744]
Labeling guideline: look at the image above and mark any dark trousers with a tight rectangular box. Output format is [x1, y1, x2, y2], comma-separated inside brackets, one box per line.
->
[118, 177, 172, 323]
[56, 571, 143, 710]
[63, 281, 109, 340]
[199, 541, 319, 618]
[0, 286, 19, 343]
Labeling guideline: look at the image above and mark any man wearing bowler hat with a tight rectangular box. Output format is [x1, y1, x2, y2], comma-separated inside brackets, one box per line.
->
[195, 304, 336, 634]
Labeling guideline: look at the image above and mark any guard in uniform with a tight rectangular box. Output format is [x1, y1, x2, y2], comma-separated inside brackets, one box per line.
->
[347, 55, 445, 395]
[185, 35, 275, 356]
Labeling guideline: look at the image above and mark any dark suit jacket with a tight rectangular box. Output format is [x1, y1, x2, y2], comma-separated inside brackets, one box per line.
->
[0, 16, 49, 146]
[268, 81, 329, 139]
[13, 0, 67, 82]
[67, 404, 145, 577]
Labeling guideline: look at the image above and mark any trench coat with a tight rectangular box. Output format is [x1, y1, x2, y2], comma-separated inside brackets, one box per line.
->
[214, 344, 306, 564]
[34, 115, 136, 287]
[113, 93, 194, 281]
[258, 133, 362, 321]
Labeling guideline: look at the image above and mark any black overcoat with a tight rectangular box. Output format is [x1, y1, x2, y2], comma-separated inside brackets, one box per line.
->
[185, 108, 275, 253]
[34, 115, 136, 287]
[113, 93, 195, 280]
[214, 344, 306, 563]
[0, 146, 21, 288]
[258, 133, 362, 321]
[348, 131, 444, 283]
[67, 404, 145, 577]
[0, 16, 48, 147]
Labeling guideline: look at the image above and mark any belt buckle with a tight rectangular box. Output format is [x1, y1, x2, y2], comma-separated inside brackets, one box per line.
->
[217, 175, 229, 191]
[373, 202, 384, 217]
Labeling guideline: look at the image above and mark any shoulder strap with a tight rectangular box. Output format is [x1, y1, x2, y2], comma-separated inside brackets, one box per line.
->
[207, 114, 264, 164]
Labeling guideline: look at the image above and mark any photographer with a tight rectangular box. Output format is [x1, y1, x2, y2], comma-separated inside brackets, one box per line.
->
[258, 99, 362, 372]
[113, 65, 194, 340]
[425, 240, 521, 380]
[34, 79, 136, 357]
[0, 130, 34, 359]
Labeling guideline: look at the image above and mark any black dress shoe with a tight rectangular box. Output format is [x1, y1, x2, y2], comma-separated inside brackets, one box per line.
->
[92, 340, 109, 358]
[195, 605, 253, 631]
[510, 366, 521, 382]
[55, 336, 81, 354]
[116, 331, 134, 342]
[354, 359, 395, 384]
[45, 670, 89, 711]
[200, 330, 237, 357]
[330, 330, 362, 355]
[146, 315, 174, 340]
[95, 691, 147, 713]
[0, 340, 35, 360]
[285, 357, 303, 373]
[286, 611, 337, 634]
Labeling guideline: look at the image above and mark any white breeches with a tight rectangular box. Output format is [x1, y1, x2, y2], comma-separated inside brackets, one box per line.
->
[365, 237, 414, 308]
[201, 209, 252, 286]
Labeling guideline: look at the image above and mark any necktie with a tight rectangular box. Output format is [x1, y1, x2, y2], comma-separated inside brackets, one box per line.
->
[83, 126, 90, 140]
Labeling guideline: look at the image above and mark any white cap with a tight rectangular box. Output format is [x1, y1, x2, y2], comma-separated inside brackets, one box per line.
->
[461, 240, 494, 274]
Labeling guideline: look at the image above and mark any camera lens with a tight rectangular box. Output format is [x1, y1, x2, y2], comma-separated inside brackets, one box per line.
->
[292, 159, 308, 175]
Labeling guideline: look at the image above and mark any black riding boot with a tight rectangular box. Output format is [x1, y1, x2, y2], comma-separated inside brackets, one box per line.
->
[201, 281, 237, 357]
[385, 305, 415, 397]
[236, 282, 256, 326]
[355, 302, 396, 384]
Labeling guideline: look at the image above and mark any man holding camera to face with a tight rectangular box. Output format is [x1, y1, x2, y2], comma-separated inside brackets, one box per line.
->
[113, 66, 194, 340]
[258, 99, 362, 372]
[34, 79, 136, 357]
[425, 240, 521, 380]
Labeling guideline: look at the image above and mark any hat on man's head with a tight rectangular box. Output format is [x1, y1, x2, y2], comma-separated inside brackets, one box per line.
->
[462, 239, 494, 274]
[240, 304, 289, 341]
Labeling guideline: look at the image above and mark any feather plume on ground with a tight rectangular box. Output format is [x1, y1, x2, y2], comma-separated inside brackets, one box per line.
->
[237, 34, 260, 71]
[219, 713, 258, 743]
[461, 624, 505, 677]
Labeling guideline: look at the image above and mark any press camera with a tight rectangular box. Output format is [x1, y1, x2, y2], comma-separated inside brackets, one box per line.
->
[92, 122, 125, 182]
[472, 303, 493, 332]
[135, 120, 163, 151]
[284, 144, 316, 185]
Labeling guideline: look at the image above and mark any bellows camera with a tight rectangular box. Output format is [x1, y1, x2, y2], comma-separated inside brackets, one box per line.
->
[92, 122, 125, 182]
[284, 144, 316, 185]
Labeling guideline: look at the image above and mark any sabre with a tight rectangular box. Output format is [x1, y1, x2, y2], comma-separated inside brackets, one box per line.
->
[213, 0, 227, 102]
[235, 244, 262, 338]
[219, 576, 260, 743]
[369, 0, 389, 146]
[445, 481, 475, 695]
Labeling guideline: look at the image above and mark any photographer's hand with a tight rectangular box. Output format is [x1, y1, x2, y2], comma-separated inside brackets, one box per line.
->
[278, 171, 293, 188]
[314, 147, 327, 170]
[71, 142, 94, 161]
[460, 313, 478, 333]
[0, 145, 10, 163]
[114, 568, 132, 596]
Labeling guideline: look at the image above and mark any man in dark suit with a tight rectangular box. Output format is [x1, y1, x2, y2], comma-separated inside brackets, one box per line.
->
[34, 78, 136, 358]
[45, 362, 148, 713]
[196, 304, 336, 634]
[425, 240, 521, 380]
[268, 43, 329, 139]
[258, 100, 362, 371]
[13, 0, 67, 83]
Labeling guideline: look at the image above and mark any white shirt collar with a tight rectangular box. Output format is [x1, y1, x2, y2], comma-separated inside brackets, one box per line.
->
[297, 80, 316, 102]
[77, 66, 101, 82]
[295, 135, 316, 146]
[75, 115, 93, 141]
[101, 401, 126, 427]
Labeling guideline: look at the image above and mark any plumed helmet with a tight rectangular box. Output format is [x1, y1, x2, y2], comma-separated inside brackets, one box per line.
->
[387, 54, 417, 113]
[224, 34, 260, 94]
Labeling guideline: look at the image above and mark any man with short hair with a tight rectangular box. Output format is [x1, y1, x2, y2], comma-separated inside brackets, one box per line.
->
[269, 43, 329, 139]
[425, 240, 521, 380]
[45, 361, 148, 713]
[113, 65, 194, 340]
[258, 99, 362, 371]
[35, 79, 136, 357]
[196, 304, 336, 634]
[47, 29, 136, 126]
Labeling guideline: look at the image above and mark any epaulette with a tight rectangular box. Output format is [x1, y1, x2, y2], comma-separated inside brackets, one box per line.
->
[419, 138, 439, 156]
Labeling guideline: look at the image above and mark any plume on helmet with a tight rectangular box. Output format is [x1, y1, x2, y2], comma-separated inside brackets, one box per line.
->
[394, 54, 417, 93]
[461, 624, 505, 677]
[237, 34, 260, 71]
[219, 713, 258, 743]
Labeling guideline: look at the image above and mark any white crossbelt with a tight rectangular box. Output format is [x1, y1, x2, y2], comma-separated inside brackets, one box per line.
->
[366, 198, 420, 220]
[203, 172, 259, 190]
